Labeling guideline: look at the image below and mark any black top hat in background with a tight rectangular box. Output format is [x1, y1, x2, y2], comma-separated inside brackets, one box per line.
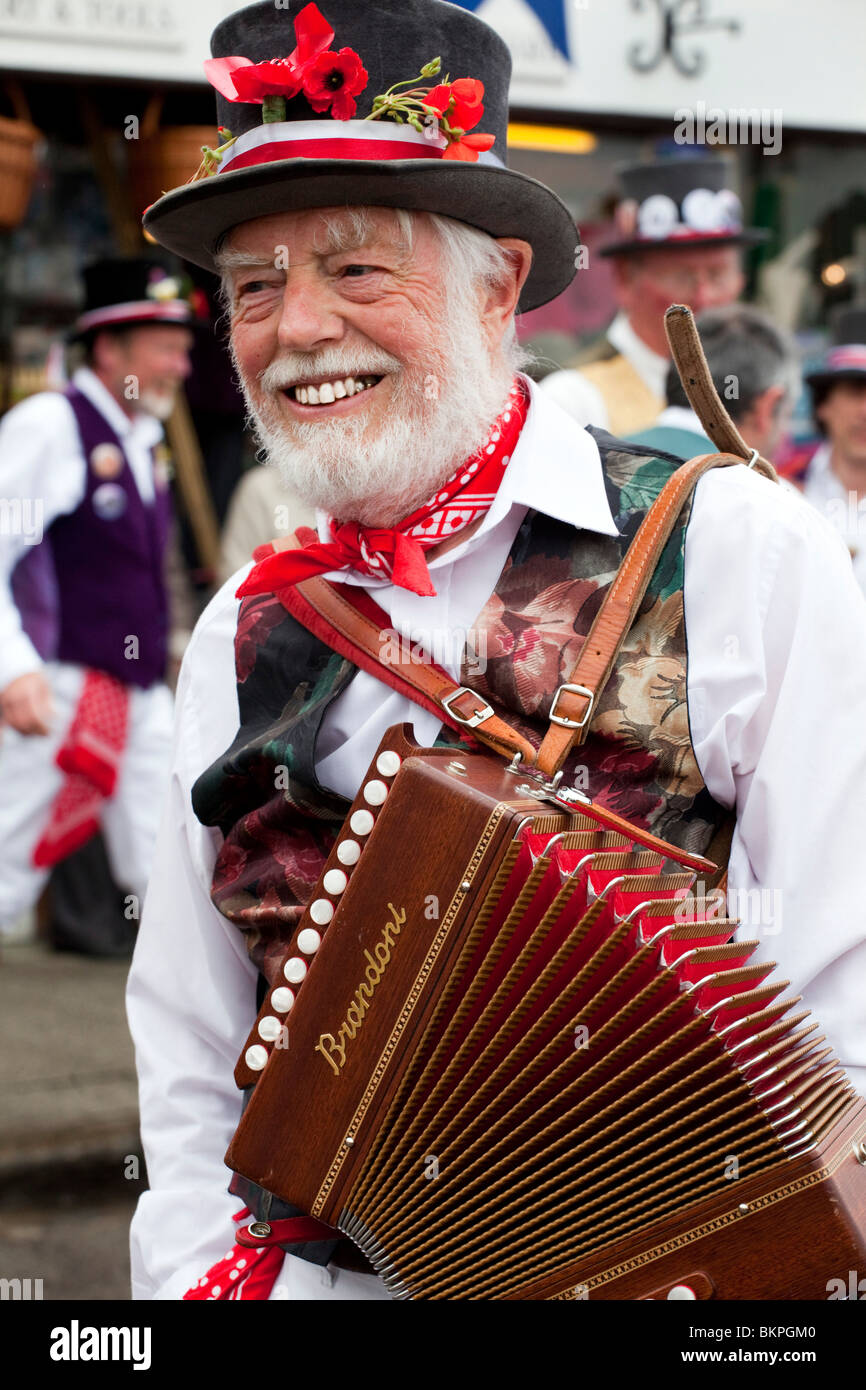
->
[142, 0, 577, 312]
[806, 305, 866, 391]
[601, 155, 769, 258]
[71, 257, 194, 340]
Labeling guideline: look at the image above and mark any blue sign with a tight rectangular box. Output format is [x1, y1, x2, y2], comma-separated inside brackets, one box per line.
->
[453, 0, 570, 59]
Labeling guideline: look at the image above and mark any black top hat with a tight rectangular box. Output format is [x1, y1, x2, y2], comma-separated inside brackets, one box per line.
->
[142, 0, 577, 313]
[806, 305, 866, 391]
[70, 257, 195, 339]
[600, 155, 769, 258]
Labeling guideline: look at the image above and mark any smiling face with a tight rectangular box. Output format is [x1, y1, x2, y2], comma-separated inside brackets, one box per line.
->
[220, 206, 530, 526]
[90, 323, 193, 420]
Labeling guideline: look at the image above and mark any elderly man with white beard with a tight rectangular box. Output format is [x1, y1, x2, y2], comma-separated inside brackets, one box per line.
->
[127, 0, 866, 1303]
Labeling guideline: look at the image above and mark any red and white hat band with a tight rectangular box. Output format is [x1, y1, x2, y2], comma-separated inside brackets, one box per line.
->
[826, 345, 866, 372]
[75, 300, 192, 333]
[218, 118, 503, 174]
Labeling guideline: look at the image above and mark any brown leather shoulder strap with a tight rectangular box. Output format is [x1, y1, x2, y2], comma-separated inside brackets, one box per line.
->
[535, 450, 777, 776]
[263, 534, 536, 765]
[264, 447, 773, 777]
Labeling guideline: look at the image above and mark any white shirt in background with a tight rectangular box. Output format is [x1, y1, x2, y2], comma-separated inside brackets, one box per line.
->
[540, 312, 670, 430]
[801, 442, 866, 597]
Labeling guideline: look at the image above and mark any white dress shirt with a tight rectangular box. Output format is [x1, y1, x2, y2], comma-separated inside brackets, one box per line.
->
[801, 442, 866, 596]
[128, 376, 866, 1300]
[0, 367, 163, 689]
[540, 312, 670, 430]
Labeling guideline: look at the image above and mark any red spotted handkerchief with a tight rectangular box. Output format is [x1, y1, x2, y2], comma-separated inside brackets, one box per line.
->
[237, 376, 529, 600]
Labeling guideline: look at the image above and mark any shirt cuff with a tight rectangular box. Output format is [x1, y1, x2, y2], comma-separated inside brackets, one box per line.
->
[0, 632, 43, 691]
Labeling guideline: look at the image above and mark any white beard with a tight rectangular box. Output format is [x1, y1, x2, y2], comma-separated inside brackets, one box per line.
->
[234, 309, 516, 528]
[138, 388, 177, 422]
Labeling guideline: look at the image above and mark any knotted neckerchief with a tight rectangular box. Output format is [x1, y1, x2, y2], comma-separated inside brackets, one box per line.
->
[237, 376, 529, 600]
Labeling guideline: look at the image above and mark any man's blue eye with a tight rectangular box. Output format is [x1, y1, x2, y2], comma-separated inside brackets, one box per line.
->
[342, 265, 373, 277]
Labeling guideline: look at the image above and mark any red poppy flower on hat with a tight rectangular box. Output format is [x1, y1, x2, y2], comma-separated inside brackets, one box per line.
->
[203, 2, 335, 104]
[425, 78, 485, 131]
[204, 55, 264, 103]
[204, 54, 302, 103]
[443, 130, 497, 162]
[290, 1, 336, 74]
[233, 59, 305, 102]
[303, 48, 369, 120]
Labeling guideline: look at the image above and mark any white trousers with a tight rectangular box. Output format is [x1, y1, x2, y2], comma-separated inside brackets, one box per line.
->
[0, 661, 174, 931]
[267, 1254, 392, 1301]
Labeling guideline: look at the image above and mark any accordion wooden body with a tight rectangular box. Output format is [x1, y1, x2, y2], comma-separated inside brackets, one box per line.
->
[227, 726, 866, 1301]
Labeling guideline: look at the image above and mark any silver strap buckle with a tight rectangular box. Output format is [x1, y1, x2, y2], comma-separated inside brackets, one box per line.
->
[441, 687, 495, 729]
[549, 682, 595, 730]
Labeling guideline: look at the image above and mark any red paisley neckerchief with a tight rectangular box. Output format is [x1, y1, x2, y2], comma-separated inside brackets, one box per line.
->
[237, 376, 529, 600]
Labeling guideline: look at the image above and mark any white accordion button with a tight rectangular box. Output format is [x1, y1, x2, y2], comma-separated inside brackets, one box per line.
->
[363, 779, 388, 806]
[323, 868, 348, 895]
[376, 750, 402, 778]
[258, 1015, 283, 1041]
[270, 987, 294, 1014]
[309, 899, 334, 926]
[667, 1285, 697, 1301]
[350, 809, 375, 836]
[283, 956, 307, 984]
[245, 1045, 269, 1072]
[298, 927, 322, 955]
[337, 839, 361, 866]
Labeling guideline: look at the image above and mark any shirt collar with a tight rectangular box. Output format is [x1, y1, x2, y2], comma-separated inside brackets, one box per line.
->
[802, 441, 843, 502]
[655, 405, 707, 436]
[481, 372, 620, 540]
[806, 441, 832, 480]
[316, 374, 620, 569]
[606, 311, 670, 400]
[72, 366, 164, 451]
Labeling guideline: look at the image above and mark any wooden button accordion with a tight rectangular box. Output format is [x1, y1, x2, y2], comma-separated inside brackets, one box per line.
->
[227, 726, 866, 1300]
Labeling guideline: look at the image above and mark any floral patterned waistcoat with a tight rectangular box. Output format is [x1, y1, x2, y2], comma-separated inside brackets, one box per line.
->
[192, 429, 730, 986]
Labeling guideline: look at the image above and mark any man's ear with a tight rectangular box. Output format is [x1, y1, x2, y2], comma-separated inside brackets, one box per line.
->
[91, 330, 123, 375]
[484, 238, 533, 336]
[751, 383, 786, 434]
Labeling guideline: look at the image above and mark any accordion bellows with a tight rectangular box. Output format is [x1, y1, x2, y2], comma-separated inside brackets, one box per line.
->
[228, 728, 866, 1300]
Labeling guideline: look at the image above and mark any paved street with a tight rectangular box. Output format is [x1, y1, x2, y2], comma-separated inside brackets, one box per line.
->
[0, 942, 141, 1300]
[0, 1160, 138, 1301]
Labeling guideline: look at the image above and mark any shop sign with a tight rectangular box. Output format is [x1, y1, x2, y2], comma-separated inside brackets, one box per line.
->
[0, 0, 181, 50]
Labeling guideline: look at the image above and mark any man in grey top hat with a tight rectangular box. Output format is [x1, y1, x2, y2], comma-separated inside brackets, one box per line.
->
[542, 155, 766, 435]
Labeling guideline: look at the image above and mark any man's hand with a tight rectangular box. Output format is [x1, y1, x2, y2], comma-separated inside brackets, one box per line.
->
[0, 671, 55, 736]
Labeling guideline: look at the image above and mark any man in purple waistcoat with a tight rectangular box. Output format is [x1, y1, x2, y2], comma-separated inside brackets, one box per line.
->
[0, 258, 194, 937]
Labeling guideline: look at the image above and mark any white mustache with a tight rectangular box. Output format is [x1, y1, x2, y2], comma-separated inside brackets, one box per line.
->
[260, 348, 403, 393]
